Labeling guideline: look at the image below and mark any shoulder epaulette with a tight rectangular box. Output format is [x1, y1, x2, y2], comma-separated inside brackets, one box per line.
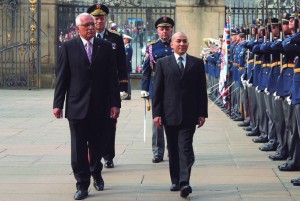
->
[108, 29, 121, 36]
[147, 40, 158, 46]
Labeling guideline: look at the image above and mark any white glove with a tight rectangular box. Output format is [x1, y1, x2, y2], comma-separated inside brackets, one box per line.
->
[256, 86, 261, 93]
[264, 88, 270, 95]
[275, 96, 281, 100]
[242, 80, 247, 89]
[246, 80, 253, 87]
[240, 74, 245, 82]
[286, 96, 292, 105]
[273, 92, 277, 97]
[120, 91, 128, 100]
[141, 90, 149, 98]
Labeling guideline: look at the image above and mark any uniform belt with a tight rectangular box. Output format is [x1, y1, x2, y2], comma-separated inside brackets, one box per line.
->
[151, 72, 155, 76]
[233, 62, 239, 67]
[218, 64, 221, 66]
[248, 59, 254, 63]
[271, 61, 280, 67]
[282, 63, 295, 69]
[119, 79, 128, 83]
[255, 61, 262, 64]
[294, 68, 300, 73]
[262, 63, 271, 67]
[239, 67, 244, 70]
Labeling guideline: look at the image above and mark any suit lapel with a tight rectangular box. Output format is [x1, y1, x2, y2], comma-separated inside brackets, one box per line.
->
[169, 54, 182, 77]
[91, 38, 101, 64]
[76, 37, 90, 65]
[184, 54, 194, 75]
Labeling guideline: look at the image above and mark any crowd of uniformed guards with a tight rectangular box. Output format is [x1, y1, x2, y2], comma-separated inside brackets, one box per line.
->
[204, 9, 300, 186]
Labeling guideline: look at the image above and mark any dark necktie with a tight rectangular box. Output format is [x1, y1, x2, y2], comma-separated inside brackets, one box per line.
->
[178, 57, 184, 74]
[97, 33, 102, 39]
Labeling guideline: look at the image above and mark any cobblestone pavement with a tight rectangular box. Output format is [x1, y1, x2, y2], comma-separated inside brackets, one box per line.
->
[0, 89, 300, 201]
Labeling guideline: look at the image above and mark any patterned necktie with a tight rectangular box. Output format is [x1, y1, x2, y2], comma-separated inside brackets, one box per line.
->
[178, 57, 184, 74]
[86, 41, 92, 63]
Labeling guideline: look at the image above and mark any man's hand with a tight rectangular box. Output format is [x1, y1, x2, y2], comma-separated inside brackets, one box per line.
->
[153, 116, 162, 129]
[120, 91, 128, 100]
[141, 90, 149, 98]
[53, 108, 63, 119]
[110, 107, 120, 119]
[197, 117, 205, 128]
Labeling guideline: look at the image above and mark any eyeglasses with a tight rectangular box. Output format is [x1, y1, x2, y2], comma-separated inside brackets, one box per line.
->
[78, 22, 95, 27]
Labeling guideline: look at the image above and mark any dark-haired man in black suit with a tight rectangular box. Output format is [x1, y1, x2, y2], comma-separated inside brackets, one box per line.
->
[53, 13, 120, 200]
[152, 32, 208, 198]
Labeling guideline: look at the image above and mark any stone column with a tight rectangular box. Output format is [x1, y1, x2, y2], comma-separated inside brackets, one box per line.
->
[175, 0, 225, 57]
[40, 0, 57, 88]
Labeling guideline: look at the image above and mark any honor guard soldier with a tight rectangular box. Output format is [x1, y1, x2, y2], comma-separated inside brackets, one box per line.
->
[269, 13, 293, 161]
[141, 16, 174, 163]
[277, 13, 300, 171]
[87, 4, 128, 168]
[259, 18, 281, 151]
[123, 34, 133, 100]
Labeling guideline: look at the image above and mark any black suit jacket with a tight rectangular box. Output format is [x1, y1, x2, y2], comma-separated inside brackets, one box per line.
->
[102, 29, 128, 92]
[53, 37, 121, 120]
[152, 54, 208, 126]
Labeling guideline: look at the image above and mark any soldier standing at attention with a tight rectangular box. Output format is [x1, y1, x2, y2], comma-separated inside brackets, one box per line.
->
[87, 4, 128, 168]
[141, 16, 174, 163]
[123, 34, 133, 100]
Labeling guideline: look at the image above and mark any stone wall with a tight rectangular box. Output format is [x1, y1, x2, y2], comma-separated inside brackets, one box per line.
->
[175, 0, 225, 57]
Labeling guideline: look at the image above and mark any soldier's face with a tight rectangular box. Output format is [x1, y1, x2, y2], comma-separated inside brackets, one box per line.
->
[77, 15, 95, 40]
[171, 32, 189, 56]
[282, 24, 290, 33]
[157, 27, 172, 41]
[93, 15, 106, 32]
[289, 18, 295, 30]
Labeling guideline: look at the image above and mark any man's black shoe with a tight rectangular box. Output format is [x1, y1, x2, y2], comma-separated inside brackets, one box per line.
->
[291, 177, 300, 183]
[74, 190, 88, 200]
[243, 126, 252, 131]
[152, 157, 163, 163]
[293, 179, 300, 186]
[93, 176, 104, 191]
[104, 160, 114, 168]
[278, 163, 300, 171]
[238, 121, 250, 127]
[180, 185, 192, 198]
[246, 132, 260, 136]
[269, 153, 287, 161]
[233, 117, 244, 121]
[252, 137, 268, 143]
[259, 143, 277, 151]
[170, 184, 180, 191]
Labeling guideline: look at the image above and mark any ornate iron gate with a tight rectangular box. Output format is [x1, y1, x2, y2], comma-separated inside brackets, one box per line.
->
[225, 1, 293, 28]
[57, 1, 175, 73]
[0, 0, 40, 89]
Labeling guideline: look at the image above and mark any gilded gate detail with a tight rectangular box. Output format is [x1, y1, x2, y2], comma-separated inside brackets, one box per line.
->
[0, 0, 40, 88]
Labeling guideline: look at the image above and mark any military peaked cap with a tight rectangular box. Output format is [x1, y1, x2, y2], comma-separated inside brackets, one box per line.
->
[87, 4, 109, 16]
[154, 16, 174, 28]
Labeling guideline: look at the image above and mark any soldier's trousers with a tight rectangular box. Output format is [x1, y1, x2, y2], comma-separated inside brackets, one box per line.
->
[256, 90, 268, 138]
[264, 93, 277, 144]
[248, 85, 260, 134]
[152, 122, 165, 159]
[103, 119, 117, 161]
[273, 97, 286, 156]
[285, 102, 300, 166]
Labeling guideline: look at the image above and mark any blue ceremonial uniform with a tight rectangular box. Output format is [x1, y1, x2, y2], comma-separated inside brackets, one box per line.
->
[141, 39, 173, 99]
[237, 40, 248, 87]
[141, 38, 173, 161]
[252, 41, 264, 87]
[277, 36, 295, 97]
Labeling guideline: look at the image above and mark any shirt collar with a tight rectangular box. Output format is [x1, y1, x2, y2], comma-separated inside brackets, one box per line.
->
[80, 37, 94, 46]
[174, 53, 187, 61]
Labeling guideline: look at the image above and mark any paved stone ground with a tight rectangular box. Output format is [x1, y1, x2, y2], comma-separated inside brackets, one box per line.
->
[0, 89, 300, 201]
